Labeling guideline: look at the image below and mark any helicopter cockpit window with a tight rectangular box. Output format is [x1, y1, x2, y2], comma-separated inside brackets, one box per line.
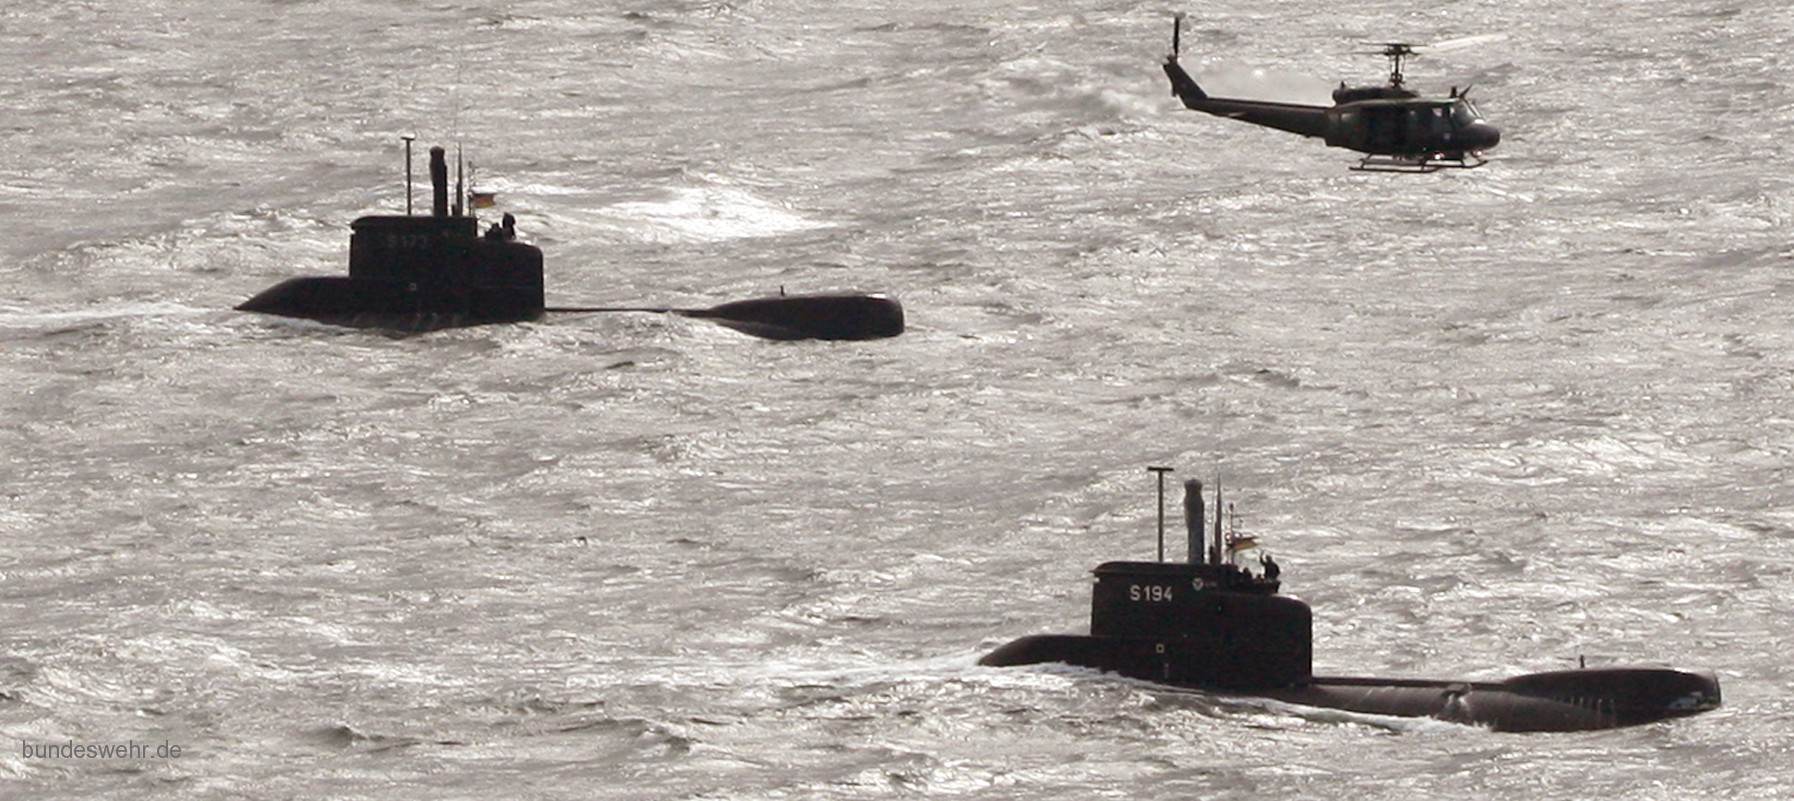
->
[1450, 101, 1479, 128]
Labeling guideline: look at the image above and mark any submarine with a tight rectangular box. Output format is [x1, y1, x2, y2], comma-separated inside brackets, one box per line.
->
[979, 471, 1722, 732]
[237, 142, 904, 340]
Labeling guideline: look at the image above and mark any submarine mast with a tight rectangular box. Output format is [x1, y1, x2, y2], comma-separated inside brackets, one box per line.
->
[1184, 478, 1205, 565]
[1212, 479, 1226, 566]
[402, 134, 416, 215]
[1149, 466, 1175, 562]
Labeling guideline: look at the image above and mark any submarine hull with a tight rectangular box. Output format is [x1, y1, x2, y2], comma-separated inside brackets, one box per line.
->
[1272, 671, 1722, 732]
[236, 276, 544, 333]
[979, 634, 1721, 733]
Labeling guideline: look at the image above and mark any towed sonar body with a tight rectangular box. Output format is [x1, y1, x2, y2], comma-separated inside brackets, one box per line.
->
[979, 475, 1720, 732]
[238, 145, 543, 333]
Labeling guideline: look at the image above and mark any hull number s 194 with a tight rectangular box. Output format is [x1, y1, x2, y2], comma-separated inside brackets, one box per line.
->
[1130, 584, 1174, 603]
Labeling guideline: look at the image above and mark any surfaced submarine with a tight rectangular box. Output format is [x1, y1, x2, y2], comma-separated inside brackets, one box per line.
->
[237, 143, 903, 340]
[980, 472, 1721, 732]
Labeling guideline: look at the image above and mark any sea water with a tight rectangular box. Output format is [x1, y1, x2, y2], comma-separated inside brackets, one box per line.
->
[3, 0, 1792, 798]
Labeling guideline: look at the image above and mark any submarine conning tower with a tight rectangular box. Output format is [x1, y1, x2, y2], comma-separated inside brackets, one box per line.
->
[345, 146, 545, 320]
[237, 143, 545, 331]
[1081, 479, 1313, 689]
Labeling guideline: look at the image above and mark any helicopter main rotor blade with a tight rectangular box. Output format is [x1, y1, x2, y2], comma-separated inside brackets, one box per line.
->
[1427, 32, 1509, 53]
[1357, 33, 1506, 55]
[1359, 42, 1420, 55]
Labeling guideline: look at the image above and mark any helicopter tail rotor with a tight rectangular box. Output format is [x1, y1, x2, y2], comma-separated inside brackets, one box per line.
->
[1163, 13, 1209, 102]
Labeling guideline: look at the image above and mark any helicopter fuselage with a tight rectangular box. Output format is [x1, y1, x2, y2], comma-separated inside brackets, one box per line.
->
[1323, 96, 1501, 158]
[1159, 15, 1500, 171]
[1163, 61, 1501, 165]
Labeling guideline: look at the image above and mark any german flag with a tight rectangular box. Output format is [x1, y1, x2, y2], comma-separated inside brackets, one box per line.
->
[1226, 535, 1259, 553]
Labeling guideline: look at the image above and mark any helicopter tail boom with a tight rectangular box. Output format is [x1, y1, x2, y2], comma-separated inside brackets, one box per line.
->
[1163, 15, 1327, 138]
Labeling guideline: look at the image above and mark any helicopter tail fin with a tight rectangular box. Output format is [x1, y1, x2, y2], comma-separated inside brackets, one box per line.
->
[1164, 60, 1209, 102]
[1164, 13, 1209, 101]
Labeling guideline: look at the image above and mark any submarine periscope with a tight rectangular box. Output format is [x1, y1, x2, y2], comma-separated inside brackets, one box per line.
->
[978, 469, 1721, 733]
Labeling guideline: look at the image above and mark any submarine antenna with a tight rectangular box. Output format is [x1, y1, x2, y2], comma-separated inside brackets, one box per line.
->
[467, 160, 480, 222]
[453, 144, 465, 217]
[402, 134, 416, 216]
[1211, 475, 1225, 566]
[1149, 466, 1175, 562]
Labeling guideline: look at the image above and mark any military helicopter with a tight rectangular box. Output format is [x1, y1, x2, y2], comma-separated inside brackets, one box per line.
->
[1160, 13, 1501, 172]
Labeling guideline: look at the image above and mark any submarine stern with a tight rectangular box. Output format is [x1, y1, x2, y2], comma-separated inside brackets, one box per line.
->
[1276, 667, 1722, 733]
[1499, 666, 1722, 728]
[687, 293, 905, 341]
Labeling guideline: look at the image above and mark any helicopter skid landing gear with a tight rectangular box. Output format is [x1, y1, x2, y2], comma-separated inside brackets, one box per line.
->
[1352, 152, 1488, 173]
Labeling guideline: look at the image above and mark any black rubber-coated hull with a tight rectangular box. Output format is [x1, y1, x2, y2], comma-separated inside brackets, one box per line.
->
[236, 276, 544, 333]
[1268, 670, 1721, 732]
[979, 634, 1721, 733]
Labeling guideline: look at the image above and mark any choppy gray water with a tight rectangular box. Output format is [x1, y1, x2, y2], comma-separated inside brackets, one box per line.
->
[4, 0, 1793, 798]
